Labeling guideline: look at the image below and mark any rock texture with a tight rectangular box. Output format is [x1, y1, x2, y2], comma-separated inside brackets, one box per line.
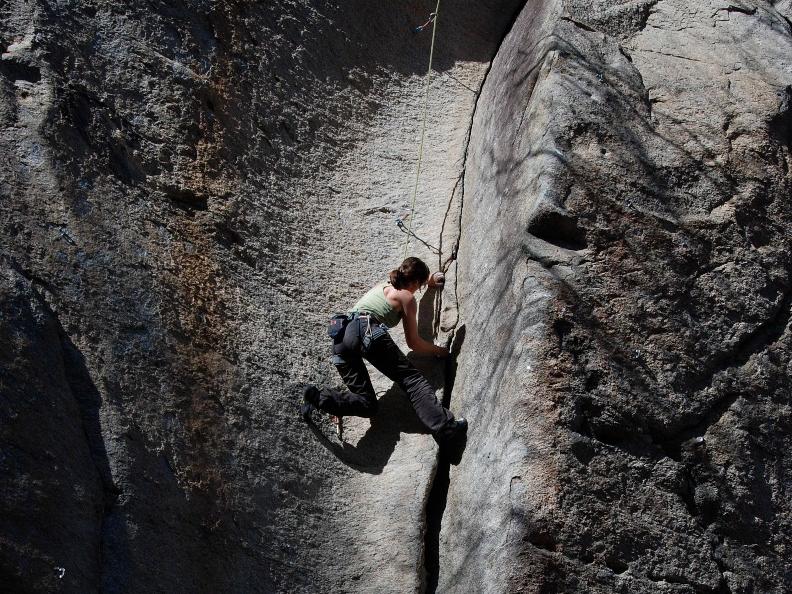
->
[0, 266, 107, 592]
[0, 0, 521, 592]
[2, 0, 791, 592]
[444, 0, 792, 592]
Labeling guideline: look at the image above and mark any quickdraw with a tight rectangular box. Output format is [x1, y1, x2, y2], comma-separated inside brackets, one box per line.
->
[413, 12, 436, 33]
[396, 215, 440, 255]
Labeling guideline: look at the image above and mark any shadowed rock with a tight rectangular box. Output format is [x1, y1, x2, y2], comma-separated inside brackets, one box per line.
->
[1, 0, 791, 592]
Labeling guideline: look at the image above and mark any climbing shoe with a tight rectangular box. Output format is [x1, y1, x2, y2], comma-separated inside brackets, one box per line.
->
[301, 385, 320, 422]
[435, 417, 467, 443]
[436, 417, 468, 465]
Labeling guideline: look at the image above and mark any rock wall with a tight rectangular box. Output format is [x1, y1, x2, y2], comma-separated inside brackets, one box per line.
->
[0, 0, 524, 591]
[2, 0, 791, 592]
[445, 0, 792, 592]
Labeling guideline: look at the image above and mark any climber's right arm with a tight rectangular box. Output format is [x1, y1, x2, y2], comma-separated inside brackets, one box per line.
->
[401, 294, 448, 357]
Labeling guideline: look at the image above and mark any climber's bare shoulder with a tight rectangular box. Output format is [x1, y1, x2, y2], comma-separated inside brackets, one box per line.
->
[383, 284, 414, 315]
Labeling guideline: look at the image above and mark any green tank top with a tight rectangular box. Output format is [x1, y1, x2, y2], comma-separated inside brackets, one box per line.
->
[350, 282, 402, 328]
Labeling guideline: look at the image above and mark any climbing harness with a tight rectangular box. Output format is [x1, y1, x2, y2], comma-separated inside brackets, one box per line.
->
[403, 0, 441, 259]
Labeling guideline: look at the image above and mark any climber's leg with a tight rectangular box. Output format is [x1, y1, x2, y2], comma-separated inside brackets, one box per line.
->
[310, 354, 379, 418]
[364, 330, 454, 433]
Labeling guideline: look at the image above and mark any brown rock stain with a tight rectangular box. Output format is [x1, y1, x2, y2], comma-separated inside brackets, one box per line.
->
[160, 10, 242, 508]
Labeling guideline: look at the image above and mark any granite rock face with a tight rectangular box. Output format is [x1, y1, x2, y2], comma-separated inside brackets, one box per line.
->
[444, 0, 792, 592]
[0, 266, 107, 593]
[1, 0, 791, 592]
[0, 0, 521, 591]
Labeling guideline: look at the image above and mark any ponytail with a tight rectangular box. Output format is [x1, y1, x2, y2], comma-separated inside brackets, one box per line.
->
[389, 268, 405, 288]
[389, 257, 430, 290]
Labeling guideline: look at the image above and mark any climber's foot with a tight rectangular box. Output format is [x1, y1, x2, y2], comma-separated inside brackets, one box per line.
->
[301, 385, 320, 422]
[437, 417, 467, 440]
[436, 417, 468, 465]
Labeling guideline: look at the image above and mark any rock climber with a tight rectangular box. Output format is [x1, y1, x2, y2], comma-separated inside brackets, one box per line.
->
[301, 256, 467, 448]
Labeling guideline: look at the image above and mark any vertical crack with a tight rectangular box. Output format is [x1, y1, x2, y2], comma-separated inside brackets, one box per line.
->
[423, 456, 450, 593]
[423, 325, 465, 593]
[422, 4, 529, 590]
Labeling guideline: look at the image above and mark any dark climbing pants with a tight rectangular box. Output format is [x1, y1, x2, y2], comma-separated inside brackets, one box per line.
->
[316, 321, 454, 434]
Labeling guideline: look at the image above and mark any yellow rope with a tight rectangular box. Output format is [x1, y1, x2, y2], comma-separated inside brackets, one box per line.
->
[404, 0, 441, 259]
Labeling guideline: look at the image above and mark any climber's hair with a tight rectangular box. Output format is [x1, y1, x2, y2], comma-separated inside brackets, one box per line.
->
[389, 257, 430, 290]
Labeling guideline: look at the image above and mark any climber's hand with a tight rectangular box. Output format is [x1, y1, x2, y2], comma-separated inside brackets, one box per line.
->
[428, 271, 445, 289]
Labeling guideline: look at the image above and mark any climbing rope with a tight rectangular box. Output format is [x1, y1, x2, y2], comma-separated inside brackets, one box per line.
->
[403, 0, 441, 259]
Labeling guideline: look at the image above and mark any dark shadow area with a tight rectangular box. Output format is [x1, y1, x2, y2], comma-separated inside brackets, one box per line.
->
[444, 324, 466, 407]
[424, 456, 449, 594]
[0, 55, 42, 83]
[300, 0, 528, 77]
[56, 330, 133, 592]
[424, 325, 467, 593]
[60, 331, 121, 503]
[164, 185, 209, 212]
[769, 84, 792, 151]
[527, 206, 588, 251]
[0, 261, 127, 591]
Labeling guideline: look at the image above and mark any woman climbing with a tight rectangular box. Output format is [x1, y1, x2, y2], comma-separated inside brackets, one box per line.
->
[301, 256, 467, 447]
